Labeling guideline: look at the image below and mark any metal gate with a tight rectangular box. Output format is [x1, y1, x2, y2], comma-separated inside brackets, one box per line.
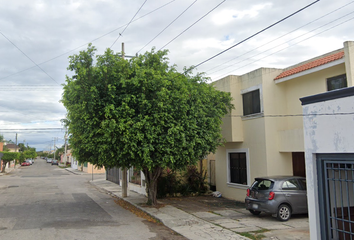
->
[106, 167, 120, 185]
[318, 154, 354, 240]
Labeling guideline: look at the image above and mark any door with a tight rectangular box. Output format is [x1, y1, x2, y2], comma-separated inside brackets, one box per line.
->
[292, 152, 306, 177]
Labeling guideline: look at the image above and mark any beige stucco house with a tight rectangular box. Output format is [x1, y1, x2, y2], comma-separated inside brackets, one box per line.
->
[212, 41, 354, 202]
[5, 144, 20, 152]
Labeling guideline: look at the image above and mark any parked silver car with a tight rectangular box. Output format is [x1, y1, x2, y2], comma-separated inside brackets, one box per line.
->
[25, 159, 33, 165]
[245, 176, 307, 221]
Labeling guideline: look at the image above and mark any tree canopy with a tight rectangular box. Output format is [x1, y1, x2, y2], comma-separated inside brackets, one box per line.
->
[61, 45, 233, 204]
[0, 152, 20, 173]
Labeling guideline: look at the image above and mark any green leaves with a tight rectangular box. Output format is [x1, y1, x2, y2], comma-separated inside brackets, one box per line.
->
[61, 46, 233, 171]
[0, 152, 20, 162]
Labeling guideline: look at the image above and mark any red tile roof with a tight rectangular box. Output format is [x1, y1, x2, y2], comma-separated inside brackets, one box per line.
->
[274, 51, 344, 80]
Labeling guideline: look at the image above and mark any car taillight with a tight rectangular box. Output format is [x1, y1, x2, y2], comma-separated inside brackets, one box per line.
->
[247, 189, 250, 197]
[268, 191, 275, 200]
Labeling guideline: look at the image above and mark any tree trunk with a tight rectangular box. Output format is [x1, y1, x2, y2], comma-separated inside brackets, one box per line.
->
[1, 161, 7, 173]
[143, 166, 162, 206]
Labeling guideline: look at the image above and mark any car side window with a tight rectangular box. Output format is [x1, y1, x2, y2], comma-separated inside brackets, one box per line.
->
[299, 179, 307, 190]
[282, 179, 300, 190]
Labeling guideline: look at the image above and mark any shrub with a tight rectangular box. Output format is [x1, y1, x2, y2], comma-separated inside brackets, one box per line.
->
[157, 169, 181, 198]
[157, 165, 208, 198]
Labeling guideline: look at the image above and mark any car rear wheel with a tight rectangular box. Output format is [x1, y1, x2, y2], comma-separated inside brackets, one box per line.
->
[277, 204, 291, 221]
[249, 210, 261, 215]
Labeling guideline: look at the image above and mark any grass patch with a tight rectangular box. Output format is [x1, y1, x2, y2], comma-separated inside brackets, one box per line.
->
[237, 229, 269, 240]
[237, 228, 269, 240]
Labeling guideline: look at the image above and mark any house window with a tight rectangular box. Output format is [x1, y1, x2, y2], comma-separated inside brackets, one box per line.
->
[327, 74, 347, 91]
[229, 152, 247, 185]
[242, 89, 260, 116]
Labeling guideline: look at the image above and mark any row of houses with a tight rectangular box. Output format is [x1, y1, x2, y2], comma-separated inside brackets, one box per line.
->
[103, 40, 354, 239]
[59, 40, 353, 238]
[206, 40, 354, 239]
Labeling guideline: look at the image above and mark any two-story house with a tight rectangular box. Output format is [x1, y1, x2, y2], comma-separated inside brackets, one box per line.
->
[211, 41, 354, 201]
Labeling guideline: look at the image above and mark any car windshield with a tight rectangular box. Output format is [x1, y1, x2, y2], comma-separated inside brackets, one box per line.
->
[251, 179, 274, 190]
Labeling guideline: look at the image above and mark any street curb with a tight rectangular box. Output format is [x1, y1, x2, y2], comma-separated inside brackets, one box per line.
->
[89, 181, 165, 224]
[65, 168, 85, 175]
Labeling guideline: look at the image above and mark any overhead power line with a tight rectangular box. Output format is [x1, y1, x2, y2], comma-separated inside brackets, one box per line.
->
[0, 0, 175, 81]
[192, 0, 320, 70]
[137, 0, 197, 54]
[159, 0, 226, 50]
[206, 1, 354, 75]
[214, 14, 354, 80]
[111, 0, 148, 48]
[227, 112, 354, 118]
[0, 32, 60, 85]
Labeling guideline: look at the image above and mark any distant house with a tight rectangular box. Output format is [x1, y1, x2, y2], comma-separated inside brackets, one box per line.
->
[210, 41, 354, 201]
[64, 149, 106, 174]
[5, 143, 20, 152]
[1, 143, 19, 170]
[301, 86, 354, 239]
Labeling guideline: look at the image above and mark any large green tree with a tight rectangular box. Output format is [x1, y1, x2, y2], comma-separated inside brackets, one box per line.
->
[61, 45, 233, 205]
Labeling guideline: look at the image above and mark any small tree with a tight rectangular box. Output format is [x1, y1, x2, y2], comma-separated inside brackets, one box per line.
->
[62, 45, 233, 205]
[0, 152, 20, 173]
[24, 150, 36, 159]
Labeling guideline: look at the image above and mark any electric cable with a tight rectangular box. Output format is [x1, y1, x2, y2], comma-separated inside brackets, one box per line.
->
[0, 31, 60, 85]
[192, 0, 320, 70]
[206, 1, 354, 74]
[137, 0, 197, 54]
[210, 9, 354, 77]
[214, 14, 354, 80]
[158, 0, 226, 50]
[0, 0, 175, 81]
[111, 0, 148, 48]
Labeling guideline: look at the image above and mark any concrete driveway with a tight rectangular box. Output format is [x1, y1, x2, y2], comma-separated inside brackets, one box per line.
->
[158, 196, 310, 240]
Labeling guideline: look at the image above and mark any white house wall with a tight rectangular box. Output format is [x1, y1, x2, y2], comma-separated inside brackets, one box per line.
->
[302, 91, 354, 240]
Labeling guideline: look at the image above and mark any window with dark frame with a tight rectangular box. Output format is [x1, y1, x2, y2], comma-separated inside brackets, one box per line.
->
[327, 74, 347, 91]
[242, 89, 261, 116]
[229, 152, 247, 185]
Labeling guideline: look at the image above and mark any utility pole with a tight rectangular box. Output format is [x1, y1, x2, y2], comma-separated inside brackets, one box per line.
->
[122, 42, 128, 198]
[64, 129, 67, 166]
[15, 133, 18, 166]
[15, 133, 17, 152]
[53, 138, 56, 160]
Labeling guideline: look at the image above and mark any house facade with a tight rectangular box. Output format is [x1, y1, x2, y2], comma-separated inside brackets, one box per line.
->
[5, 144, 20, 152]
[301, 86, 354, 239]
[212, 41, 354, 201]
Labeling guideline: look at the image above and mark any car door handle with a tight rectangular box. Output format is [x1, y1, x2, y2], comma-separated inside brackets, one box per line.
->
[285, 194, 291, 197]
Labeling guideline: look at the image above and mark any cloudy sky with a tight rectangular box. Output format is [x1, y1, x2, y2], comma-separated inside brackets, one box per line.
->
[0, 0, 353, 151]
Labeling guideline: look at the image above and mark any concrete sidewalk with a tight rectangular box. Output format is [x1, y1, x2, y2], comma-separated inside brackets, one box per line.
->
[66, 167, 309, 240]
[0, 165, 19, 176]
[89, 178, 250, 240]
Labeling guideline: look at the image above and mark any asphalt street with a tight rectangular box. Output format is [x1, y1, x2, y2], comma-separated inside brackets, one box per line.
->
[0, 158, 186, 240]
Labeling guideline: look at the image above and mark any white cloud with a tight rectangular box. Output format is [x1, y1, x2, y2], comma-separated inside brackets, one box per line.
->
[211, 3, 272, 25]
